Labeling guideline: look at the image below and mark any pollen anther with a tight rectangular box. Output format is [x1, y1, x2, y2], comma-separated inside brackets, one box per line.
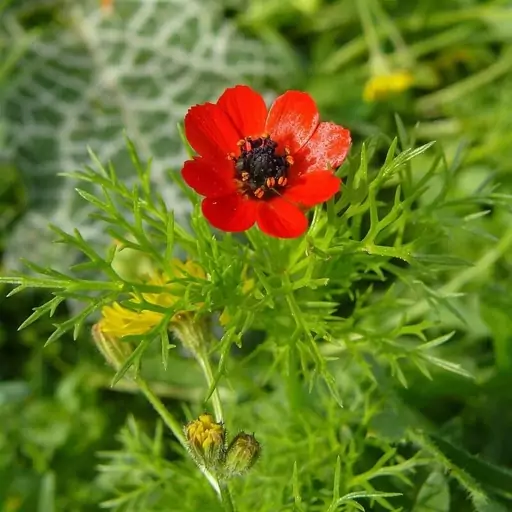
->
[254, 188, 265, 199]
[234, 135, 293, 200]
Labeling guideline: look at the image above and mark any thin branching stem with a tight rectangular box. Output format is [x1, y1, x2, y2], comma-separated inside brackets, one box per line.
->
[196, 348, 224, 424]
[135, 376, 221, 495]
[219, 482, 236, 512]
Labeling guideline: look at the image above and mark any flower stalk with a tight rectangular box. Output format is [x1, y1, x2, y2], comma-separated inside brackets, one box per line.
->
[137, 379, 221, 495]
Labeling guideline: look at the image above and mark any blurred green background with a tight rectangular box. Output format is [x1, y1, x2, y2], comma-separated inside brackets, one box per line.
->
[2, 0, 512, 510]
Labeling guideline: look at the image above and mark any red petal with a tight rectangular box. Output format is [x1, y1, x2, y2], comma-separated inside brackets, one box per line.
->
[265, 91, 319, 154]
[291, 122, 351, 178]
[283, 171, 341, 208]
[184, 103, 240, 158]
[256, 197, 308, 238]
[217, 85, 267, 139]
[181, 157, 236, 198]
[202, 194, 257, 232]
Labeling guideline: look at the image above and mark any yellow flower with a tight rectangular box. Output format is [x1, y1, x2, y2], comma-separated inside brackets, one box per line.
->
[98, 259, 205, 338]
[185, 413, 226, 469]
[363, 71, 414, 102]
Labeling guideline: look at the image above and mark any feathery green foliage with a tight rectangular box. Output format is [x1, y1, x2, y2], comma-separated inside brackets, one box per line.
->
[2, 0, 512, 510]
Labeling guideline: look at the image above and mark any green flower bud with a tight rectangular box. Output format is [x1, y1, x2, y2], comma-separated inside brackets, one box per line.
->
[224, 432, 261, 477]
[185, 414, 226, 470]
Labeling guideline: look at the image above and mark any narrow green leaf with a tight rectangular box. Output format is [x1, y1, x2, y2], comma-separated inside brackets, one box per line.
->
[416, 331, 456, 351]
[160, 325, 171, 371]
[75, 188, 111, 213]
[292, 462, 306, 511]
[111, 335, 154, 385]
[337, 491, 402, 505]
[420, 354, 473, 379]
[429, 433, 512, 496]
[165, 211, 175, 263]
[18, 296, 66, 331]
[384, 137, 398, 166]
[326, 456, 342, 511]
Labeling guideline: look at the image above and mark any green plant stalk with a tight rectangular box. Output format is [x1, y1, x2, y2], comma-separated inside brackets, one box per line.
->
[219, 482, 235, 512]
[175, 323, 235, 509]
[371, 0, 410, 63]
[194, 352, 236, 511]
[417, 53, 512, 111]
[196, 351, 224, 422]
[135, 376, 221, 495]
[134, 377, 187, 447]
[356, 0, 387, 73]
[321, 7, 503, 73]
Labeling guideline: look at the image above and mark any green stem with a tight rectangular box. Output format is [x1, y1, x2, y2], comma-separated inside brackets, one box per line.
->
[169, 321, 232, 504]
[135, 376, 221, 495]
[417, 53, 512, 112]
[356, 0, 386, 72]
[171, 320, 224, 421]
[135, 377, 187, 448]
[371, 0, 410, 62]
[219, 482, 236, 512]
[197, 349, 224, 423]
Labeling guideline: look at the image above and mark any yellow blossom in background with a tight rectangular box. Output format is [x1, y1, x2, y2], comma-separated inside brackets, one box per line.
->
[363, 71, 414, 102]
[98, 259, 206, 338]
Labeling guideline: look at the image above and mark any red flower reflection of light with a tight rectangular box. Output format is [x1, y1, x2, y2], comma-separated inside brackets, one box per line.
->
[181, 85, 351, 238]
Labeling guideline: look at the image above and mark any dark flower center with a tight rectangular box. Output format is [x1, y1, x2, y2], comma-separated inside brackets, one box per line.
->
[233, 135, 293, 199]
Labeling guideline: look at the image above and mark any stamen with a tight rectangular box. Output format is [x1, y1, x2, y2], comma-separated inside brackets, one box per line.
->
[254, 188, 265, 199]
[233, 134, 293, 200]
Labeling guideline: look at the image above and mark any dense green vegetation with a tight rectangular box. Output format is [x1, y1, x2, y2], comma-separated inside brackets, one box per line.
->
[1, 0, 512, 511]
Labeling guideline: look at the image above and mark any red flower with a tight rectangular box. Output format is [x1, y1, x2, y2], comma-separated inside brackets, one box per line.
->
[181, 85, 351, 238]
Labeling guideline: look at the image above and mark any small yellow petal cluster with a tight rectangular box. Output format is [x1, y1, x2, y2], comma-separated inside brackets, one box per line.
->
[185, 413, 225, 469]
[363, 71, 414, 102]
[186, 413, 225, 451]
[98, 259, 205, 338]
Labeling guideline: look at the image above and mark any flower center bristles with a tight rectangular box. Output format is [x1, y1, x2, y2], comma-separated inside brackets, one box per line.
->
[232, 135, 293, 199]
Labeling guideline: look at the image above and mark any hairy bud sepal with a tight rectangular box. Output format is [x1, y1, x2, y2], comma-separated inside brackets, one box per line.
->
[91, 323, 133, 372]
[223, 432, 261, 478]
[185, 414, 226, 471]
